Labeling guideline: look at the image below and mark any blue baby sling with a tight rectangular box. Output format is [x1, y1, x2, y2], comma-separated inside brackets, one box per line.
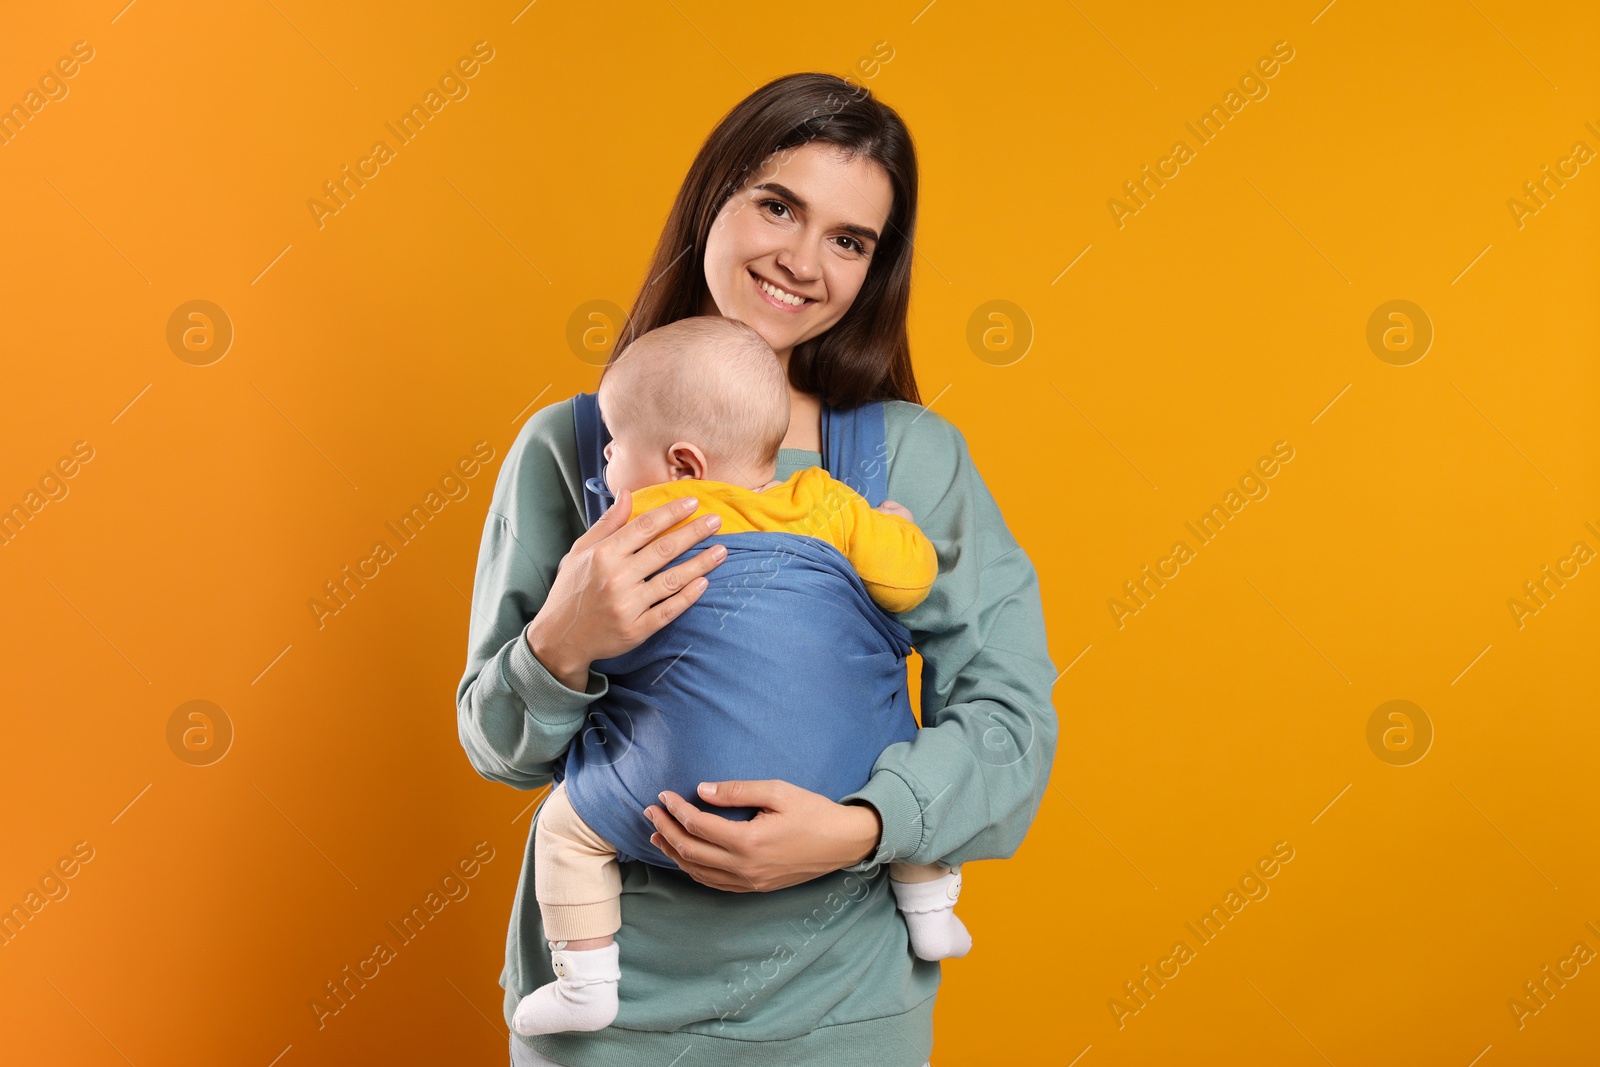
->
[552, 390, 920, 868]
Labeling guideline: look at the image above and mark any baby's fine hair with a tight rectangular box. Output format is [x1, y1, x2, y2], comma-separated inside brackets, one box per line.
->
[603, 316, 791, 474]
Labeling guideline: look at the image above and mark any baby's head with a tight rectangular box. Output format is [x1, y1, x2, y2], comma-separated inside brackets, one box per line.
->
[597, 316, 791, 494]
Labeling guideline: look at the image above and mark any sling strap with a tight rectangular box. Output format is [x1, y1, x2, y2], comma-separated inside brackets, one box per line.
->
[571, 389, 615, 528]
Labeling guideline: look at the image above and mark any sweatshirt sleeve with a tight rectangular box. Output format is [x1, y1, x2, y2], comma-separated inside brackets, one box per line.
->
[832, 474, 939, 614]
[837, 403, 1059, 872]
[455, 398, 609, 791]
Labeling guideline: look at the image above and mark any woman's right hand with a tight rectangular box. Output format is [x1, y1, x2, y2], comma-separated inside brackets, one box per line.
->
[525, 489, 727, 689]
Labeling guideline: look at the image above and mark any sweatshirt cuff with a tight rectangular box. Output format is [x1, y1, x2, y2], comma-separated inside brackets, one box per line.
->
[838, 768, 923, 874]
[505, 625, 608, 723]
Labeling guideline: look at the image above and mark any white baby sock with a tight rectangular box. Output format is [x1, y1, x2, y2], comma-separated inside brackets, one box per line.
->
[890, 867, 973, 961]
[511, 940, 621, 1036]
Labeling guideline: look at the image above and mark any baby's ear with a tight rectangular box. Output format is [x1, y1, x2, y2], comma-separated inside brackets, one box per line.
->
[667, 442, 710, 481]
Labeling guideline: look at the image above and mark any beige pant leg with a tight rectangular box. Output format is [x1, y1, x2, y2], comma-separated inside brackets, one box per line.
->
[889, 860, 955, 882]
[533, 781, 623, 941]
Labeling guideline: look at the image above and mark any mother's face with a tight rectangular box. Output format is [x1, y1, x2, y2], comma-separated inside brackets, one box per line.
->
[700, 141, 894, 361]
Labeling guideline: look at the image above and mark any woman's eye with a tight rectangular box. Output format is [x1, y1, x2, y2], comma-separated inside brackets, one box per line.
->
[761, 199, 790, 219]
[836, 235, 866, 255]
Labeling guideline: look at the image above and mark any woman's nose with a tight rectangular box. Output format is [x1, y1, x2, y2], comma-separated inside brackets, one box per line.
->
[775, 247, 817, 283]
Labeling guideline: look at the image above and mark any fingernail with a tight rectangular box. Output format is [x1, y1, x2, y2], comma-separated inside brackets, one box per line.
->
[657, 791, 667, 803]
[706, 513, 721, 530]
[683, 497, 699, 509]
[712, 544, 727, 558]
[700, 782, 716, 796]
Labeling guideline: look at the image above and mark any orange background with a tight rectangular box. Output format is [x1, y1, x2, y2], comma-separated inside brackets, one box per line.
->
[2, 1, 1597, 1064]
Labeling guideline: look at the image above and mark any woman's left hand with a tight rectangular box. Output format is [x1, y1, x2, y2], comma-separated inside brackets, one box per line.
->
[643, 780, 883, 892]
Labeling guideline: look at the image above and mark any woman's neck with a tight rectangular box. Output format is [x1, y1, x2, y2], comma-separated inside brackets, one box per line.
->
[774, 348, 823, 453]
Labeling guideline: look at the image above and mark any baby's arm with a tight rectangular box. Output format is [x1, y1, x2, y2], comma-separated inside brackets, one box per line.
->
[841, 492, 939, 613]
[875, 499, 913, 522]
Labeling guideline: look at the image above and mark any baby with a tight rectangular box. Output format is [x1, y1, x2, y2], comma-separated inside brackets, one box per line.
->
[513, 316, 973, 1037]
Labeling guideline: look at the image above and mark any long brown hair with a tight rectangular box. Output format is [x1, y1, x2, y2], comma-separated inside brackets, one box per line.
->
[606, 72, 921, 408]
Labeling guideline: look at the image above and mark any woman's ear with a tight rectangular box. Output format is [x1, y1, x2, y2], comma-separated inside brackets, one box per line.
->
[666, 442, 709, 480]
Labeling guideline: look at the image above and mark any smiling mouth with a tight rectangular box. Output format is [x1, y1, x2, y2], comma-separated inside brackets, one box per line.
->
[749, 270, 814, 310]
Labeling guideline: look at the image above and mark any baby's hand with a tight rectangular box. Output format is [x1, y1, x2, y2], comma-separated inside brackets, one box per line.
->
[875, 499, 913, 522]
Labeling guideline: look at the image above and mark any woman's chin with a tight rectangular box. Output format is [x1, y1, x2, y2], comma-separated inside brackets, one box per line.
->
[742, 315, 796, 352]
[752, 308, 826, 352]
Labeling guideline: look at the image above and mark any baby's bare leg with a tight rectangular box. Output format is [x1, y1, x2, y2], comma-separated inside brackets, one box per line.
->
[889, 860, 949, 882]
[562, 934, 614, 949]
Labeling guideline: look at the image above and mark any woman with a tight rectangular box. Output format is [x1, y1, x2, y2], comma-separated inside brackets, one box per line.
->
[456, 72, 1057, 1067]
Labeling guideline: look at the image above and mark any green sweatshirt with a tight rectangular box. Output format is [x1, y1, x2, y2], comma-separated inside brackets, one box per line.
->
[456, 396, 1058, 1067]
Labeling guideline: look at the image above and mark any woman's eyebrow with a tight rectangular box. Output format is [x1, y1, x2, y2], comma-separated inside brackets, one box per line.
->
[753, 182, 880, 244]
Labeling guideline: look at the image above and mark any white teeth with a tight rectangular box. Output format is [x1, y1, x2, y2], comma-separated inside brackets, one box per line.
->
[755, 275, 808, 306]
